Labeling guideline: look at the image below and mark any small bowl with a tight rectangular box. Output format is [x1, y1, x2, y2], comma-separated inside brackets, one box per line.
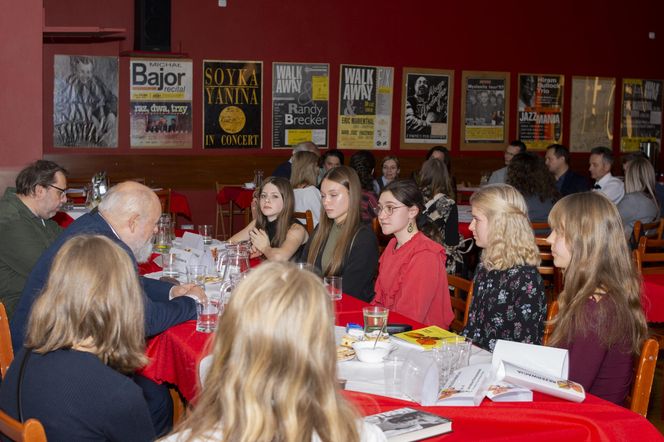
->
[352, 341, 392, 364]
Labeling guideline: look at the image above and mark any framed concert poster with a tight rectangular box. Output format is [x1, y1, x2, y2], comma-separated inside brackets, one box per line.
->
[460, 71, 510, 151]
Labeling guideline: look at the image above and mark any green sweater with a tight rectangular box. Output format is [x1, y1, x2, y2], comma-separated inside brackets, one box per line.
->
[0, 188, 61, 318]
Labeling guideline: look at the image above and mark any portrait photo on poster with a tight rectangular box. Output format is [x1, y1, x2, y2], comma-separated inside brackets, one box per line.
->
[460, 71, 510, 150]
[53, 55, 119, 148]
[401, 68, 453, 148]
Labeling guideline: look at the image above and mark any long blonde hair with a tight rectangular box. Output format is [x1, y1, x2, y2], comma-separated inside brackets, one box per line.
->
[290, 151, 319, 188]
[547, 192, 647, 353]
[172, 262, 360, 442]
[25, 235, 147, 373]
[307, 166, 363, 276]
[625, 156, 659, 212]
[470, 184, 540, 270]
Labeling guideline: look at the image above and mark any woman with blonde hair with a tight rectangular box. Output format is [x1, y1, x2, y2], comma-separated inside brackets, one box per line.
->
[303, 166, 378, 301]
[461, 184, 546, 351]
[231, 176, 308, 261]
[0, 235, 154, 441]
[162, 262, 386, 442]
[546, 192, 647, 404]
[291, 150, 322, 227]
[618, 156, 659, 239]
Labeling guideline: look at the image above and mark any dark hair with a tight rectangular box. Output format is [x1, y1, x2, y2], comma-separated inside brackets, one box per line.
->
[590, 146, 614, 165]
[547, 144, 570, 164]
[508, 140, 527, 153]
[621, 150, 649, 165]
[419, 158, 454, 201]
[255, 176, 295, 248]
[382, 179, 442, 243]
[507, 152, 559, 202]
[15, 160, 67, 196]
[321, 150, 345, 166]
[425, 146, 452, 171]
[349, 151, 376, 192]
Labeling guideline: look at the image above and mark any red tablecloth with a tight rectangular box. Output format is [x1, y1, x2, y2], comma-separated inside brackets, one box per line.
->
[216, 186, 254, 209]
[642, 274, 664, 322]
[459, 222, 471, 239]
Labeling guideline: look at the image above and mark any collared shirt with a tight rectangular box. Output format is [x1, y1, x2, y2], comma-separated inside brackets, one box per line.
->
[592, 173, 625, 204]
[0, 188, 61, 317]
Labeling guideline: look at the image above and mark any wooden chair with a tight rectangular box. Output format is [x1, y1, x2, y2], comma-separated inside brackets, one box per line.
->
[0, 410, 46, 442]
[293, 210, 314, 234]
[625, 338, 659, 417]
[535, 237, 563, 305]
[447, 274, 474, 333]
[542, 300, 559, 346]
[531, 222, 550, 238]
[169, 387, 186, 426]
[215, 183, 252, 240]
[634, 238, 664, 275]
[633, 219, 664, 243]
[0, 302, 13, 379]
[637, 236, 664, 256]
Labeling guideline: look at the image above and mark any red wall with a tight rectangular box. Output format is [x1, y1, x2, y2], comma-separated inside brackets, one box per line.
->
[39, 0, 664, 161]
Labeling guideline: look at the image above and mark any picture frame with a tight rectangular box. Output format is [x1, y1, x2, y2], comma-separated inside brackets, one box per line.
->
[460, 71, 510, 151]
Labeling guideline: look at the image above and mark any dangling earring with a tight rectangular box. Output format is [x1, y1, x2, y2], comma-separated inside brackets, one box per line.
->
[407, 222, 414, 233]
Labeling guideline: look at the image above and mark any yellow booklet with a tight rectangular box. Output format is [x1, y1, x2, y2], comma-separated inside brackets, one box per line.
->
[393, 326, 459, 350]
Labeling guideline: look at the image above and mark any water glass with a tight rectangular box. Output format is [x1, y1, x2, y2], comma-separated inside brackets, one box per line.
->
[196, 300, 219, 333]
[162, 251, 179, 277]
[198, 224, 213, 245]
[187, 265, 207, 289]
[362, 306, 388, 338]
[324, 276, 342, 301]
[383, 354, 404, 397]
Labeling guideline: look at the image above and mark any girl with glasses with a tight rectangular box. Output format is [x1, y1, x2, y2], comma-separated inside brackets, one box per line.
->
[372, 179, 454, 329]
[230, 176, 308, 261]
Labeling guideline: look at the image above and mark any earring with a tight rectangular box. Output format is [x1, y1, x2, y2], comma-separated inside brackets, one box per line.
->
[407, 222, 414, 233]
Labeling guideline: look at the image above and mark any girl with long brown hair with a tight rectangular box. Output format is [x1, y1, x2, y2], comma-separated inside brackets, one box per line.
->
[546, 192, 647, 404]
[230, 176, 308, 261]
[304, 166, 378, 302]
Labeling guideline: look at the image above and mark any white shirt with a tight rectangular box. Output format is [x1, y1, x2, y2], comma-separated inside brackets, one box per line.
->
[593, 173, 625, 204]
[293, 186, 322, 227]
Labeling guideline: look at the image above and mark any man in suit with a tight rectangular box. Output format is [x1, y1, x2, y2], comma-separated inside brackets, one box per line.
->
[545, 144, 590, 196]
[12, 181, 204, 436]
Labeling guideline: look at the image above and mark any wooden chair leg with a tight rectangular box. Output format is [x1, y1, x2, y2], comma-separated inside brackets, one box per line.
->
[169, 386, 186, 426]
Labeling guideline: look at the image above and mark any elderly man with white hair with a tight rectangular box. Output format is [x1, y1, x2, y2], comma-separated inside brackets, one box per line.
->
[11, 180, 204, 436]
[272, 141, 320, 179]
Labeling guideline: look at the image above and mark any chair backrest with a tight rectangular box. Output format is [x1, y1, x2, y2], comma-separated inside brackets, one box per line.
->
[635, 237, 664, 275]
[0, 302, 14, 379]
[535, 237, 563, 305]
[447, 274, 474, 333]
[0, 410, 47, 442]
[633, 219, 664, 243]
[542, 300, 559, 346]
[626, 338, 659, 417]
[293, 210, 314, 234]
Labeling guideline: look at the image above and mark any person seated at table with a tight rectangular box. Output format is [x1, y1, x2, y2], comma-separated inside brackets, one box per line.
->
[425, 146, 456, 199]
[0, 160, 67, 319]
[487, 140, 526, 185]
[291, 150, 322, 227]
[375, 156, 400, 193]
[162, 262, 386, 442]
[272, 141, 320, 179]
[230, 176, 308, 261]
[546, 192, 647, 404]
[0, 235, 155, 441]
[617, 156, 659, 240]
[318, 149, 345, 184]
[349, 151, 379, 223]
[12, 181, 202, 436]
[461, 184, 546, 352]
[506, 152, 559, 223]
[418, 158, 461, 274]
[304, 166, 379, 302]
[372, 180, 454, 329]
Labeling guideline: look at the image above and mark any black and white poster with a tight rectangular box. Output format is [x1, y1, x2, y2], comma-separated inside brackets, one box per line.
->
[620, 78, 662, 152]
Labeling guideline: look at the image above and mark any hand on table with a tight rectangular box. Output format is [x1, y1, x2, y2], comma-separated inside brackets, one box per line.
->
[248, 227, 270, 254]
[170, 283, 207, 303]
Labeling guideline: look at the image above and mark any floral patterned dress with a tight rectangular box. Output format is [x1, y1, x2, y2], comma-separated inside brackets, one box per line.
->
[461, 264, 546, 352]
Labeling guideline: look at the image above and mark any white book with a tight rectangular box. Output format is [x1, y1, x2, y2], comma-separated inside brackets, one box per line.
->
[364, 407, 452, 441]
[485, 381, 533, 402]
[435, 363, 490, 407]
[495, 360, 585, 403]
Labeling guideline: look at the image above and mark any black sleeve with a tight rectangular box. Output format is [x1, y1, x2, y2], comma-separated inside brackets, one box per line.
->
[341, 226, 379, 302]
[445, 203, 460, 246]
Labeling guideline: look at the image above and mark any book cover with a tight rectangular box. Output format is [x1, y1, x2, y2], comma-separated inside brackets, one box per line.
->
[485, 382, 533, 402]
[436, 363, 489, 407]
[392, 326, 459, 350]
[364, 407, 452, 441]
[496, 360, 585, 403]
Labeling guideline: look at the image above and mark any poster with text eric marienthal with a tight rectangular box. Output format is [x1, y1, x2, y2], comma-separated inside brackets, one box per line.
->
[203, 60, 262, 149]
[337, 64, 393, 150]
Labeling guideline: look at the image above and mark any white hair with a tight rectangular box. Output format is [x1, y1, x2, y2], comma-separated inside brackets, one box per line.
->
[98, 182, 158, 220]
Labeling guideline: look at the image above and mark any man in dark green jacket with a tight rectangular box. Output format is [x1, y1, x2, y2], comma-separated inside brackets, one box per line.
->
[0, 160, 67, 317]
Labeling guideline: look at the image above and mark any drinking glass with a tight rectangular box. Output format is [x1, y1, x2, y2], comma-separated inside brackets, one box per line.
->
[196, 300, 219, 333]
[324, 276, 342, 301]
[362, 306, 388, 338]
[383, 354, 404, 397]
[198, 224, 213, 245]
[162, 251, 179, 277]
[187, 265, 207, 289]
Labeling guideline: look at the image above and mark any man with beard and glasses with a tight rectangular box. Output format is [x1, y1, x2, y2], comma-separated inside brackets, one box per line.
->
[405, 75, 445, 135]
[11, 181, 203, 436]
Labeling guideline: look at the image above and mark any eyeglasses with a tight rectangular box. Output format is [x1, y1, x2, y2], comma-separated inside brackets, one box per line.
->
[372, 204, 407, 216]
[48, 184, 67, 197]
